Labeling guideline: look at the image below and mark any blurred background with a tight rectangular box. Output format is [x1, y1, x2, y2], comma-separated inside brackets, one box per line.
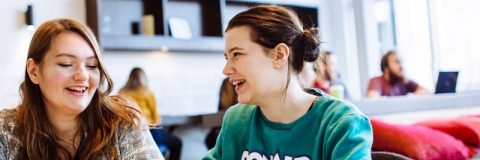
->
[1, 0, 479, 159]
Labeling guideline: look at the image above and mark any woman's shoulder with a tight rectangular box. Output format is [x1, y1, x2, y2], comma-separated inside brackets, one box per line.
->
[305, 88, 367, 119]
[222, 103, 256, 123]
[0, 108, 17, 125]
[0, 108, 18, 141]
[143, 88, 156, 97]
[112, 118, 163, 159]
[109, 95, 138, 108]
[107, 95, 146, 125]
[321, 98, 366, 118]
[225, 103, 256, 115]
[326, 99, 364, 116]
[321, 101, 371, 133]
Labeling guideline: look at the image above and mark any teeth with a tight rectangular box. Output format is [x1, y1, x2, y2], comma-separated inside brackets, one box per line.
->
[68, 87, 87, 92]
[232, 80, 245, 87]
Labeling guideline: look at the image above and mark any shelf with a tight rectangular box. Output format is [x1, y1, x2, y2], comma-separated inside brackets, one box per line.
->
[226, 0, 319, 8]
[102, 35, 225, 52]
[287, 5, 318, 28]
[224, 0, 319, 29]
[165, 0, 223, 37]
[86, 0, 319, 52]
[143, 0, 165, 35]
[225, 0, 271, 6]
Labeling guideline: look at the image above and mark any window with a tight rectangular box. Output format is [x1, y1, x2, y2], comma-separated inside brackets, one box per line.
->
[392, 0, 480, 92]
[429, 0, 480, 92]
[374, 0, 396, 54]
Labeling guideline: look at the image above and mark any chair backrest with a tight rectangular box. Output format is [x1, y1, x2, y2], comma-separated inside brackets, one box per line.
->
[371, 151, 412, 160]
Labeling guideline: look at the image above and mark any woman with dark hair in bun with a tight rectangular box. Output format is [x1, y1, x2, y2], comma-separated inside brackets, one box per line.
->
[203, 5, 373, 160]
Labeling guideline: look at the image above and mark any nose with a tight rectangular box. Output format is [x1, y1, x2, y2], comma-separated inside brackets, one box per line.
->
[73, 66, 89, 81]
[222, 60, 235, 76]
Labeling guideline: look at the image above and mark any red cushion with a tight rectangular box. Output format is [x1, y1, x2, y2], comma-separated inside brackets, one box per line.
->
[414, 116, 480, 147]
[371, 119, 477, 160]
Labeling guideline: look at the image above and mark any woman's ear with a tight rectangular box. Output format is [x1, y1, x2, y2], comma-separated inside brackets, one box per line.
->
[26, 58, 40, 84]
[273, 43, 290, 69]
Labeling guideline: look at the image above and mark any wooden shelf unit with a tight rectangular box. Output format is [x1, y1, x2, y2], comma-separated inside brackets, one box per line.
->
[86, 0, 319, 52]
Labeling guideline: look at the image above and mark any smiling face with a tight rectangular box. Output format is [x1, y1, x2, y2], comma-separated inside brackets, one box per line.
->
[27, 32, 100, 116]
[223, 26, 286, 104]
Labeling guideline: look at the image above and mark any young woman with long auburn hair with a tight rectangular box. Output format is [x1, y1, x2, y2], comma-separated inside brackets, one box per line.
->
[0, 19, 163, 160]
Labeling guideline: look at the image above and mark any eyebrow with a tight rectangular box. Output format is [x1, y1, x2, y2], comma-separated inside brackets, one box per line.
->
[224, 47, 244, 57]
[228, 47, 243, 53]
[55, 53, 97, 60]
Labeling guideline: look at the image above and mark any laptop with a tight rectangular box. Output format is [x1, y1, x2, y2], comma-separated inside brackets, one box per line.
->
[435, 71, 459, 94]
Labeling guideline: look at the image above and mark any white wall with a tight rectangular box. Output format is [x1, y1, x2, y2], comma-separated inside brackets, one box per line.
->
[103, 51, 225, 116]
[0, 0, 86, 109]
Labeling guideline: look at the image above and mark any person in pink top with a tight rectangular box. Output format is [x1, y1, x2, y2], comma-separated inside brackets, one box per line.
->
[311, 51, 350, 100]
[367, 51, 431, 98]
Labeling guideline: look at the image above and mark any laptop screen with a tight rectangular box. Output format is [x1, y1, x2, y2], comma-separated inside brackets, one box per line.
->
[435, 71, 459, 94]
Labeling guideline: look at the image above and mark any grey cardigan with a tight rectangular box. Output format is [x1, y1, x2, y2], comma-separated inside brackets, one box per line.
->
[0, 108, 164, 160]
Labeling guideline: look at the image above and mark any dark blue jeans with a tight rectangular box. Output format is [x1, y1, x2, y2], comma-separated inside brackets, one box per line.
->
[150, 128, 182, 160]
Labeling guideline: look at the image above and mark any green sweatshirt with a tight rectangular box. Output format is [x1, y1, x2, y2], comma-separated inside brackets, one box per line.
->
[203, 88, 373, 160]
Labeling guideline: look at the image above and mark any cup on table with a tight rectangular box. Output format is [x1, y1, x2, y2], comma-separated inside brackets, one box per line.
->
[329, 85, 344, 100]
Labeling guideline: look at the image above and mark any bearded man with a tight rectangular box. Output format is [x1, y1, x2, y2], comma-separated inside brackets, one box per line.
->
[367, 51, 431, 98]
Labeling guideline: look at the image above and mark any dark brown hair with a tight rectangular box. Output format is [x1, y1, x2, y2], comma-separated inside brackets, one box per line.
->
[119, 67, 148, 93]
[219, 78, 238, 110]
[381, 51, 397, 73]
[226, 5, 327, 90]
[16, 19, 142, 160]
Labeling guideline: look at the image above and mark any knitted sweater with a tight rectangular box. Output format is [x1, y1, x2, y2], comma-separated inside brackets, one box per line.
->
[0, 108, 164, 160]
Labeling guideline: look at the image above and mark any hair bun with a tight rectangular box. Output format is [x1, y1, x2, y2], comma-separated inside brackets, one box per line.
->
[299, 27, 321, 62]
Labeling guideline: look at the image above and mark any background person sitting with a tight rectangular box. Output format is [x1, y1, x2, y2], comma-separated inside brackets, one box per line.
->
[311, 51, 351, 100]
[204, 77, 238, 150]
[367, 51, 431, 98]
[119, 67, 182, 160]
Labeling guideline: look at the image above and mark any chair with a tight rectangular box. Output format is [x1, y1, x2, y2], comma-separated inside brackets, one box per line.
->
[150, 129, 170, 158]
[371, 151, 412, 160]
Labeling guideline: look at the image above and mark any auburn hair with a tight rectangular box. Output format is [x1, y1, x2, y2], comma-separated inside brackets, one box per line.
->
[15, 19, 142, 160]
